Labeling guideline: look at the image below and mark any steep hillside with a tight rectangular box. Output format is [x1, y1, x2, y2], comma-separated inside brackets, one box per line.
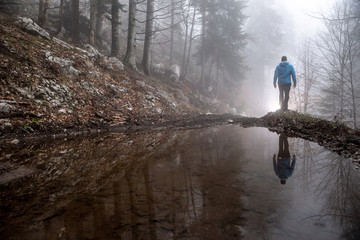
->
[0, 13, 231, 139]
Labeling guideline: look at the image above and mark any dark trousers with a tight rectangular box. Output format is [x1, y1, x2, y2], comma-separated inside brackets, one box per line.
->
[279, 84, 291, 110]
[278, 133, 290, 158]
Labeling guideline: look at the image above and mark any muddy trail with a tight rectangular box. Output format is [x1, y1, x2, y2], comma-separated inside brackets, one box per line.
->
[1, 110, 360, 168]
[131, 110, 360, 163]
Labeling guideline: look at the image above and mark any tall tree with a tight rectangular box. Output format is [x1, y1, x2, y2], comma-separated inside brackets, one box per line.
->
[89, 0, 97, 46]
[194, 0, 247, 94]
[95, 0, 104, 47]
[317, 0, 360, 128]
[142, 0, 155, 76]
[124, 0, 137, 69]
[295, 39, 318, 113]
[55, 0, 64, 35]
[180, 1, 196, 80]
[199, 0, 206, 89]
[169, 0, 175, 65]
[38, 0, 49, 27]
[183, 7, 197, 80]
[71, 0, 80, 43]
[111, 0, 121, 57]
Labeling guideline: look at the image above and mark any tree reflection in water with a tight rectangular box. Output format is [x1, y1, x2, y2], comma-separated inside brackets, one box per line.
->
[0, 126, 359, 239]
[293, 138, 360, 239]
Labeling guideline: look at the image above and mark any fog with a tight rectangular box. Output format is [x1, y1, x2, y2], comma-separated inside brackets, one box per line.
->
[283, 0, 336, 37]
[241, 0, 338, 117]
[1, 0, 359, 128]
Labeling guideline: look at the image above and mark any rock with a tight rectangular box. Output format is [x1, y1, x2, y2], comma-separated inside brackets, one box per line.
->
[98, 57, 124, 72]
[10, 139, 19, 144]
[67, 66, 81, 76]
[45, 51, 81, 76]
[51, 99, 61, 107]
[152, 63, 165, 75]
[14, 87, 34, 99]
[15, 17, 51, 41]
[107, 57, 124, 71]
[53, 37, 73, 49]
[175, 89, 189, 102]
[58, 109, 67, 114]
[0, 103, 12, 113]
[169, 64, 180, 81]
[0, 119, 12, 130]
[83, 44, 102, 59]
[45, 51, 74, 68]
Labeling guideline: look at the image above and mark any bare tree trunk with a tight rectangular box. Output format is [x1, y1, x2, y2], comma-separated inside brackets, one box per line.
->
[89, 0, 97, 46]
[183, 7, 196, 80]
[215, 55, 219, 97]
[71, 0, 80, 44]
[180, 1, 191, 81]
[143, 163, 156, 239]
[169, 0, 175, 65]
[124, 0, 137, 70]
[95, 0, 103, 47]
[142, 0, 154, 76]
[111, 0, 121, 57]
[298, 39, 316, 113]
[200, 3, 206, 90]
[55, 0, 64, 35]
[38, 0, 48, 27]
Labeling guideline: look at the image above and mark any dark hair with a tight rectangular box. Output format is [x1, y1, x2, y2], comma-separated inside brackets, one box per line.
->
[281, 56, 287, 62]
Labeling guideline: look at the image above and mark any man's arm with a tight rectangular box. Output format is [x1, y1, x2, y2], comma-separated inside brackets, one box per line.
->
[291, 65, 297, 87]
[291, 155, 296, 170]
[273, 67, 278, 88]
[273, 155, 277, 172]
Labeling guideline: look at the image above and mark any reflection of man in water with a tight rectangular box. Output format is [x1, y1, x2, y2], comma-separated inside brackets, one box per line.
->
[273, 133, 296, 185]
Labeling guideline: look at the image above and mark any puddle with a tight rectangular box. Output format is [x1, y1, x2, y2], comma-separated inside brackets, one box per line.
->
[0, 126, 359, 239]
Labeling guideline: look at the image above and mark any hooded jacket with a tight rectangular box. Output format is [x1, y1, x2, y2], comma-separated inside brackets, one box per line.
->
[273, 61, 296, 86]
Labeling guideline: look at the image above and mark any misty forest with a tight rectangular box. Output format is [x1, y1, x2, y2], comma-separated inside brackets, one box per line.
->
[1, 0, 360, 239]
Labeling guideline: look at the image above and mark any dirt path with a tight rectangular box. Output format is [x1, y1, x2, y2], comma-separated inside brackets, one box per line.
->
[1, 110, 360, 166]
[128, 111, 360, 162]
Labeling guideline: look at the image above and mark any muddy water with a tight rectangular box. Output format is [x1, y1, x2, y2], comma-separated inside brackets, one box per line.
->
[0, 126, 359, 240]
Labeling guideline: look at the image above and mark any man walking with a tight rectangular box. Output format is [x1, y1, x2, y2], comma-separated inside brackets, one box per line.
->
[273, 56, 296, 111]
[273, 133, 296, 185]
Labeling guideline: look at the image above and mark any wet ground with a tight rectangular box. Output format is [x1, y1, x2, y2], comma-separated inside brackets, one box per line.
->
[0, 125, 360, 239]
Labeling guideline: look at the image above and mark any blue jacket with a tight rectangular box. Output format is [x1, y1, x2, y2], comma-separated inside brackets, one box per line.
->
[273, 157, 296, 180]
[273, 62, 296, 86]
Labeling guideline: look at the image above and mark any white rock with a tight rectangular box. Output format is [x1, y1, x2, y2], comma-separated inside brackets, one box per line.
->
[53, 37, 73, 49]
[0, 103, 12, 113]
[58, 109, 67, 114]
[152, 63, 165, 75]
[15, 17, 51, 40]
[169, 64, 180, 81]
[107, 57, 124, 71]
[46, 52, 74, 67]
[10, 139, 19, 144]
[84, 44, 102, 59]
[67, 66, 81, 76]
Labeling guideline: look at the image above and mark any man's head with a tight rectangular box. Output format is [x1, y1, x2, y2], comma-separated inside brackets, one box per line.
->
[281, 56, 287, 62]
[280, 179, 286, 185]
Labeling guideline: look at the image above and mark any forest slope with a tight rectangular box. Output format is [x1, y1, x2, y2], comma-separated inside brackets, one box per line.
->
[0, 13, 232, 139]
[1, 13, 360, 168]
